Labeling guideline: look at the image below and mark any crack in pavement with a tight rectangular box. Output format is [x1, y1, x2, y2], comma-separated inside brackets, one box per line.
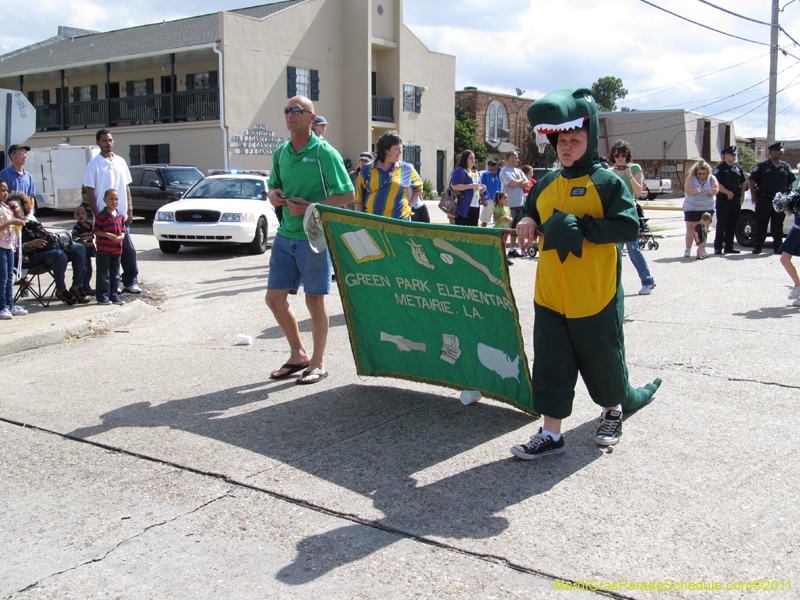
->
[7, 492, 235, 599]
[1, 417, 639, 600]
[630, 361, 800, 389]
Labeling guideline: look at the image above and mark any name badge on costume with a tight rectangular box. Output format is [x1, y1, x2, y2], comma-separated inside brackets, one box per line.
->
[570, 187, 587, 196]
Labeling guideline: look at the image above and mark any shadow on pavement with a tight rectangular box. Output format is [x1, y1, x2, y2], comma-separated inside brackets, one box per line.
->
[732, 306, 799, 319]
[66, 383, 602, 583]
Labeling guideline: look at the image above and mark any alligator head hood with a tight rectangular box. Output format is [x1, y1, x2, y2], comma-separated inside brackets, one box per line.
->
[527, 87, 599, 177]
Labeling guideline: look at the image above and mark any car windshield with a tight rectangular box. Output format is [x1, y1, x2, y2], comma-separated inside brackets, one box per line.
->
[161, 168, 204, 187]
[184, 177, 266, 200]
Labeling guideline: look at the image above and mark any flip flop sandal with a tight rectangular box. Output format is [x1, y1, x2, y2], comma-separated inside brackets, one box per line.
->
[270, 361, 310, 380]
[296, 369, 329, 385]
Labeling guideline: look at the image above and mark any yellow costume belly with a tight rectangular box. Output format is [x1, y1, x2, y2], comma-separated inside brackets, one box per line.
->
[534, 175, 617, 319]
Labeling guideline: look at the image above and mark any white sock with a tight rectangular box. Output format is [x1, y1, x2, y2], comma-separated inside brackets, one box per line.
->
[542, 429, 561, 441]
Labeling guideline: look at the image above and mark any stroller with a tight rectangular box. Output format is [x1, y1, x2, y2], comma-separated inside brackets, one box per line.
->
[636, 202, 659, 250]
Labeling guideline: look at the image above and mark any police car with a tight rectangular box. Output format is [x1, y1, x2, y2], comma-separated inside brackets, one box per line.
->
[153, 170, 279, 254]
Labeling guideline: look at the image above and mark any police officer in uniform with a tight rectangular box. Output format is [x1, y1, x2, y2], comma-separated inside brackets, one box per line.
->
[749, 141, 796, 254]
[713, 145, 747, 254]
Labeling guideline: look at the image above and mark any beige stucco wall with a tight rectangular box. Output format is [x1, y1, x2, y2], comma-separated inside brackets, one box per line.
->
[28, 122, 223, 175]
[371, 0, 397, 42]
[399, 25, 455, 182]
[220, 0, 349, 171]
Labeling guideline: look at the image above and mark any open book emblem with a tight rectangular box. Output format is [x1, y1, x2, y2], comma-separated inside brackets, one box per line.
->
[341, 229, 386, 264]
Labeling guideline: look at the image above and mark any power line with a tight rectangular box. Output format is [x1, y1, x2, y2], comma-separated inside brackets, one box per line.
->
[627, 52, 770, 100]
[696, 0, 772, 26]
[640, 0, 775, 47]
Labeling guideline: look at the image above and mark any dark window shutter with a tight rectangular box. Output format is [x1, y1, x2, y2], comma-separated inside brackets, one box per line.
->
[129, 144, 141, 166]
[145, 78, 154, 95]
[157, 144, 170, 163]
[287, 66, 296, 98]
[209, 70, 218, 88]
[415, 86, 422, 113]
[90, 85, 98, 100]
[185, 74, 194, 91]
[125, 80, 134, 96]
[27, 91, 36, 104]
[55, 88, 62, 104]
[73, 87, 80, 102]
[414, 146, 421, 173]
[310, 69, 319, 101]
[43, 89, 50, 105]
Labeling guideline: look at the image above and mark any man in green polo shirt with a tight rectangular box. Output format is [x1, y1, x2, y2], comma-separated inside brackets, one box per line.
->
[266, 95, 355, 385]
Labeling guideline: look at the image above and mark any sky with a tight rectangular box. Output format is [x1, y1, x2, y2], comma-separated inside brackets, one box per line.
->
[3, 0, 800, 140]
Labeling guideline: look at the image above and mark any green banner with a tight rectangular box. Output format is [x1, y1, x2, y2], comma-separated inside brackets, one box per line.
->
[316, 205, 536, 416]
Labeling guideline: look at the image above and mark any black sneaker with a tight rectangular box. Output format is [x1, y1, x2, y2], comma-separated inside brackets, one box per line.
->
[510, 427, 565, 460]
[507, 248, 522, 258]
[595, 409, 623, 446]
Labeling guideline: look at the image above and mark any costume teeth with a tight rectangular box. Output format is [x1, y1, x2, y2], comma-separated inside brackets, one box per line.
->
[534, 116, 587, 135]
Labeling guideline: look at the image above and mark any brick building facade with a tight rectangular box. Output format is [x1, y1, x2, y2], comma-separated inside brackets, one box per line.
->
[455, 87, 536, 165]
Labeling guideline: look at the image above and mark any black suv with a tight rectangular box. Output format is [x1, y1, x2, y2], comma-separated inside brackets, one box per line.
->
[130, 165, 204, 215]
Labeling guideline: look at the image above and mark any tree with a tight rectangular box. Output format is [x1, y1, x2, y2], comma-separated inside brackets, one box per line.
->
[520, 125, 558, 168]
[737, 145, 757, 173]
[591, 76, 628, 112]
[454, 102, 487, 166]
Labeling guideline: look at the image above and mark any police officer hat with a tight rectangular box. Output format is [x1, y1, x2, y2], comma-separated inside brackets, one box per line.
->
[721, 145, 737, 156]
[768, 141, 784, 152]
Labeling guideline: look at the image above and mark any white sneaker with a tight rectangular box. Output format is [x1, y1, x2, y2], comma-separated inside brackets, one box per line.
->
[684, 249, 691, 257]
[639, 285, 653, 295]
[702, 250, 709, 258]
[794, 297, 800, 307]
[10, 306, 28, 316]
[0, 307, 12, 320]
[789, 286, 800, 300]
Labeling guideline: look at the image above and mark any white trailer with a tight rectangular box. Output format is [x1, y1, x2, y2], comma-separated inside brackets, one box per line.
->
[27, 144, 100, 211]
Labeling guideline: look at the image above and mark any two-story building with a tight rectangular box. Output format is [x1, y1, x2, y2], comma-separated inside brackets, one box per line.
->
[0, 0, 455, 189]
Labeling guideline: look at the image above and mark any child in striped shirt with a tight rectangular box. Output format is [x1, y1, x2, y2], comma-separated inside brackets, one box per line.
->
[92, 189, 126, 305]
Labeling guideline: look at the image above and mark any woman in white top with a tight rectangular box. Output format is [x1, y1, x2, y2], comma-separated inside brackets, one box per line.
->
[683, 160, 719, 257]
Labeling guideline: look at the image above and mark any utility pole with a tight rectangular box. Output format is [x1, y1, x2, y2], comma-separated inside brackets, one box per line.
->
[767, 0, 779, 144]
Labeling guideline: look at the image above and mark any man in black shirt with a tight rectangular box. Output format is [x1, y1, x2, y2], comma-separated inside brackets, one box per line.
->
[713, 145, 747, 254]
[749, 142, 796, 254]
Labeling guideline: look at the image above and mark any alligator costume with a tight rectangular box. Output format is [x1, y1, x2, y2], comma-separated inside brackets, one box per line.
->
[523, 87, 661, 419]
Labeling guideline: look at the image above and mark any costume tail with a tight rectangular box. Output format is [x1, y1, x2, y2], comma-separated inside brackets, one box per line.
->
[622, 378, 662, 414]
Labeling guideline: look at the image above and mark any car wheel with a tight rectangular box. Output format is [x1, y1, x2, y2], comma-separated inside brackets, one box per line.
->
[247, 217, 268, 254]
[735, 211, 756, 247]
[647, 192, 657, 201]
[159, 241, 181, 253]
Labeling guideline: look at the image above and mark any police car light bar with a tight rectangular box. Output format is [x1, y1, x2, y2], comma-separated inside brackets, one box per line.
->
[208, 169, 270, 176]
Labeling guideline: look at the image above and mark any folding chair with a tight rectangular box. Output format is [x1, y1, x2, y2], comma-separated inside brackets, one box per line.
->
[14, 264, 57, 307]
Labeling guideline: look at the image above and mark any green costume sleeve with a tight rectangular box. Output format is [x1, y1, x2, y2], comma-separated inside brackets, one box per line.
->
[580, 169, 640, 244]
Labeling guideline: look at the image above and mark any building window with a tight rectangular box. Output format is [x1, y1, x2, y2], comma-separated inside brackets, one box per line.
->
[403, 144, 421, 173]
[79, 86, 93, 102]
[133, 80, 148, 96]
[129, 143, 170, 167]
[72, 85, 98, 103]
[403, 85, 422, 113]
[185, 71, 218, 91]
[287, 66, 319, 101]
[486, 100, 508, 141]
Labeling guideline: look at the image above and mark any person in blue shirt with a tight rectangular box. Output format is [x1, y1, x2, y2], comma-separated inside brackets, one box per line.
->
[0, 145, 36, 197]
[479, 160, 502, 227]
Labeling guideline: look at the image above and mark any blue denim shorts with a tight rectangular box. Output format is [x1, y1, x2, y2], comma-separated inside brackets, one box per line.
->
[267, 233, 332, 295]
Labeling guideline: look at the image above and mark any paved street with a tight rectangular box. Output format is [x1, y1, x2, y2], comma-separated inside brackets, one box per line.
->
[1, 204, 798, 599]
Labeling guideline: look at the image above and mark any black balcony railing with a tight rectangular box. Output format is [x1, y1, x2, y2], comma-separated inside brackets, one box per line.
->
[372, 95, 394, 122]
[35, 89, 220, 131]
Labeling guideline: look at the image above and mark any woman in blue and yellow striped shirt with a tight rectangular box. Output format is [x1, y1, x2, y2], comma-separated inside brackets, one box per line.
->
[355, 131, 423, 220]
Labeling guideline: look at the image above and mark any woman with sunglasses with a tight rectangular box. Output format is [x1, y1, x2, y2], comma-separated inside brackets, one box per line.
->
[609, 140, 656, 294]
[683, 160, 719, 258]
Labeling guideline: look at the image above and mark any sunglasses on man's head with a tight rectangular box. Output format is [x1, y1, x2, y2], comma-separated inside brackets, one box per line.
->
[284, 107, 311, 115]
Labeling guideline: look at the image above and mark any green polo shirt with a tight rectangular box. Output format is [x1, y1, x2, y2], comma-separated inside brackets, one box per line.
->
[269, 135, 354, 240]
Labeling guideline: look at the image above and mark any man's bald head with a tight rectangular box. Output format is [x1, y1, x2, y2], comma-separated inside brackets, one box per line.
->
[289, 95, 314, 113]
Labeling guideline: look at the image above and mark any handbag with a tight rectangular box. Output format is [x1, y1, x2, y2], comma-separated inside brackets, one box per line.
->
[46, 231, 75, 253]
[438, 170, 468, 217]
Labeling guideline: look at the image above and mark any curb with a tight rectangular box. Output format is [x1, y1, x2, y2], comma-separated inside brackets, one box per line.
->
[0, 300, 157, 356]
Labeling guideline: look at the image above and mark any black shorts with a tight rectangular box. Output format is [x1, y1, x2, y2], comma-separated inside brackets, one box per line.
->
[684, 210, 714, 222]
